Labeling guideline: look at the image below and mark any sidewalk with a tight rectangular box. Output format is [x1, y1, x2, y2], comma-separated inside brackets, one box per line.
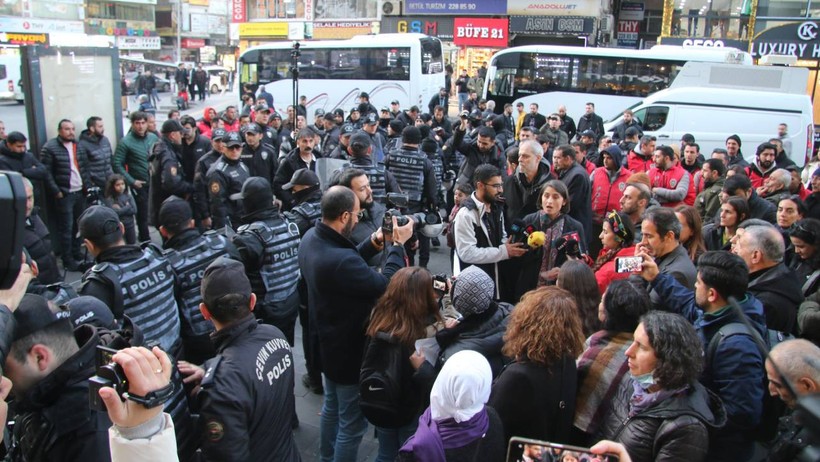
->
[121, 89, 240, 127]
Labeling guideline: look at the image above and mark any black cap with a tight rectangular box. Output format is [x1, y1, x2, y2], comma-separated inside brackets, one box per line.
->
[625, 126, 640, 136]
[66, 296, 116, 329]
[364, 113, 378, 125]
[162, 119, 184, 134]
[225, 131, 243, 147]
[14, 294, 73, 341]
[350, 106, 360, 113]
[211, 128, 227, 141]
[333, 108, 344, 118]
[421, 138, 438, 155]
[391, 100, 400, 105]
[359, 91, 369, 99]
[341, 124, 355, 136]
[231, 177, 273, 205]
[350, 132, 371, 150]
[389, 119, 405, 134]
[254, 102, 271, 113]
[243, 123, 261, 134]
[79, 205, 122, 244]
[380, 107, 390, 113]
[402, 126, 422, 145]
[315, 108, 325, 116]
[158, 196, 193, 229]
[579, 129, 596, 139]
[323, 112, 335, 121]
[271, 112, 282, 120]
[283, 168, 320, 190]
[201, 257, 253, 308]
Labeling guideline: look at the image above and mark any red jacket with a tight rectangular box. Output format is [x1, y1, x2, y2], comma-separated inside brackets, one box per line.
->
[580, 158, 595, 175]
[594, 245, 637, 295]
[745, 163, 776, 189]
[627, 150, 653, 173]
[648, 164, 696, 207]
[590, 166, 631, 223]
[196, 106, 215, 139]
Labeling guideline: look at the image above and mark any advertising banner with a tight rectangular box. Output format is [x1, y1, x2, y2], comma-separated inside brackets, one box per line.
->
[380, 16, 455, 40]
[405, 0, 507, 15]
[453, 17, 508, 47]
[507, 0, 598, 18]
[509, 16, 594, 35]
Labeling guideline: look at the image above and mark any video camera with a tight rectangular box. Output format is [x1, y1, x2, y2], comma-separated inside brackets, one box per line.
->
[88, 345, 127, 412]
[382, 192, 437, 235]
[85, 186, 103, 206]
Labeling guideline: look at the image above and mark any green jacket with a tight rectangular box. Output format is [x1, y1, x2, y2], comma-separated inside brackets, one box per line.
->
[696, 177, 725, 225]
[113, 130, 159, 185]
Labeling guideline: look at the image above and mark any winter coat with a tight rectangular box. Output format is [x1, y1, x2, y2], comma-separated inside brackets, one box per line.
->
[598, 380, 727, 462]
[502, 162, 552, 232]
[113, 130, 159, 185]
[594, 245, 637, 295]
[556, 162, 592, 240]
[40, 136, 91, 195]
[0, 141, 52, 194]
[24, 209, 61, 285]
[452, 126, 507, 186]
[748, 262, 802, 334]
[109, 414, 178, 462]
[577, 113, 605, 140]
[435, 301, 512, 378]
[78, 129, 114, 189]
[197, 107, 215, 139]
[590, 165, 631, 224]
[626, 150, 654, 174]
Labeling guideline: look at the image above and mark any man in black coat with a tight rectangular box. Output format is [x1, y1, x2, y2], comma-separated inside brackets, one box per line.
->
[4, 294, 112, 461]
[552, 144, 592, 241]
[41, 119, 91, 271]
[503, 140, 552, 232]
[720, 174, 776, 224]
[274, 128, 322, 210]
[77, 117, 114, 189]
[298, 186, 411, 461]
[452, 120, 507, 186]
[0, 131, 51, 201]
[576, 102, 605, 142]
[148, 119, 193, 228]
[22, 178, 62, 285]
[521, 103, 547, 132]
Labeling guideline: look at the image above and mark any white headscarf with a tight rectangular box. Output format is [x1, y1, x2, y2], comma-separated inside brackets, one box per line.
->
[430, 350, 492, 423]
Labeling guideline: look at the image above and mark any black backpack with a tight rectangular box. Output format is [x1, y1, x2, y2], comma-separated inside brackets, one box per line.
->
[359, 332, 407, 429]
[706, 319, 793, 443]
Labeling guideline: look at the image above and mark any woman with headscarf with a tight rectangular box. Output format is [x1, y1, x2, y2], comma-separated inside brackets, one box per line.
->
[488, 286, 585, 445]
[591, 210, 636, 295]
[435, 265, 512, 378]
[397, 350, 506, 462]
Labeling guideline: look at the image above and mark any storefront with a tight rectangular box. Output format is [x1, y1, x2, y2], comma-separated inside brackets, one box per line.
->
[452, 17, 509, 76]
[380, 16, 458, 67]
[507, 0, 603, 46]
[237, 21, 290, 52]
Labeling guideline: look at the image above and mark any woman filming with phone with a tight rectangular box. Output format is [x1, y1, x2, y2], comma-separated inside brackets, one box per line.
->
[591, 210, 636, 295]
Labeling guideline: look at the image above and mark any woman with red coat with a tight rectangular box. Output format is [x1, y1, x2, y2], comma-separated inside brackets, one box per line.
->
[592, 210, 636, 295]
[197, 106, 217, 139]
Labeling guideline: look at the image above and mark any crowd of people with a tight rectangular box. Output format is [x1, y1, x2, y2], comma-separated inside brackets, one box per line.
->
[0, 83, 818, 462]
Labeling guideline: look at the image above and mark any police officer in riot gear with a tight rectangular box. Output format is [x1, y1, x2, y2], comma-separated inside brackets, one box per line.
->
[240, 123, 278, 186]
[283, 168, 323, 237]
[207, 131, 250, 230]
[252, 102, 280, 152]
[233, 177, 302, 346]
[321, 112, 341, 157]
[343, 132, 400, 205]
[78, 205, 182, 356]
[383, 125, 438, 266]
[193, 127, 227, 230]
[158, 197, 239, 364]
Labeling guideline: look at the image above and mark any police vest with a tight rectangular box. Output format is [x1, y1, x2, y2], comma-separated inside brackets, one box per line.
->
[289, 201, 322, 234]
[348, 161, 388, 204]
[428, 153, 444, 191]
[236, 218, 301, 304]
[388, 149, 426, 203]
[163, 231, 231, 337]
[88, 245, 181, 353]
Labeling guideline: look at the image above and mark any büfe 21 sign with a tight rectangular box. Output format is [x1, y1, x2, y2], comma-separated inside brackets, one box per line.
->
[453, 18, 509, 47]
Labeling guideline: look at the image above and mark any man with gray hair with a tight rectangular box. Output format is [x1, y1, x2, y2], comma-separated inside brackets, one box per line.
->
[732, 225, 803, 332]
[503, 140, 552, 230]
[766, 339, 820, 460]
[758, 168, 792, 206]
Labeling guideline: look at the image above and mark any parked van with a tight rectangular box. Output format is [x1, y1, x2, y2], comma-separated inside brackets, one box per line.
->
[205, 65, 230, 94]
[0, 55, 23, 104]
[605, 63, 814, 166]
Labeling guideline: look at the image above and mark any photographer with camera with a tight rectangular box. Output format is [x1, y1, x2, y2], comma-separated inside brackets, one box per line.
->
[99, 346, 179, 462]
[383, 126, 438, 267]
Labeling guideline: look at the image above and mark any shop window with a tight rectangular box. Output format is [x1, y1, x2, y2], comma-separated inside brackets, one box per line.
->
[420, 37, 443, 75]
[249, 0, 306, 20]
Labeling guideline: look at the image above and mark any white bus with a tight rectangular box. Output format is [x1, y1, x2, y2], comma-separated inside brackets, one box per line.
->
[239, 34, 445, 117]
[484, 44, 754, 124]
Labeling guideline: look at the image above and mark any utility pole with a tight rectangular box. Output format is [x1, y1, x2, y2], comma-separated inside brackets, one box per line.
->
[290, 40, 300, 128]
[176, 0, 182, 64]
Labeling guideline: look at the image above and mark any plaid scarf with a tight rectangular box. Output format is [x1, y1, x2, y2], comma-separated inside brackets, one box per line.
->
[574, 331, 633, 435]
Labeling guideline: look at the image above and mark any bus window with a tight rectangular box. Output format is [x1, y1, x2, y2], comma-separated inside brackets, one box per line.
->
[0, 66, 6, 80]
[634, 106, 669, 131]
[420, 37, 443, 74]
[489, 68, 515, 97]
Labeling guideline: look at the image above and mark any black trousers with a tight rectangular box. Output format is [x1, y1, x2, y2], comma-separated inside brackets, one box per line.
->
[132, 185, 151, 242]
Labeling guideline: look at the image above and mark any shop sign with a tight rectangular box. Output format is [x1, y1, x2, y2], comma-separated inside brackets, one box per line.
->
[312, 22, 372, 39]
[507, 0, 598, 17]
[405, 0, 507, 15]
[231, 0, 245, 23]
[238, 22, 288, 37]
[116, 35, 161, 49]
[0, 32, 48, 45]
[509, 16, 593, 35]
[189, 0, 209, 5]
[617, 19, 639, 48]
[753, 21, 820, 59]
[620, 2, 644, 21]
[0, 17, 84, 34]
[661, 37, 748, 50]
[87, 19, 155, 36]
[380, 16, 454, 40]
[453, 18, 508, 47]
[181, 38, 206, 48]
[304, 0, 313, 21]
